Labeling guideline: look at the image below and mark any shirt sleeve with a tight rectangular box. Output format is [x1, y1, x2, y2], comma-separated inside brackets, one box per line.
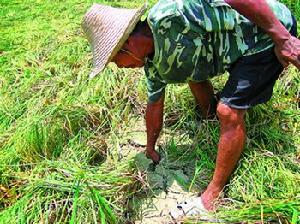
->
[144, 61, 166, 103]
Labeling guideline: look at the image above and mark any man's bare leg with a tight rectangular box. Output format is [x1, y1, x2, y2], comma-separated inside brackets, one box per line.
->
[201, 103, 246, 210]
[188, 80, 215, 118]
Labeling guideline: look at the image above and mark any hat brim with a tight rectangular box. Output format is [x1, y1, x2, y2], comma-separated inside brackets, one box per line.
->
[82, 4, 147, 79]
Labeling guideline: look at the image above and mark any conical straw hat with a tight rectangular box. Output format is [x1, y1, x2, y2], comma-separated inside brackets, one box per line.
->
[82, 3, 146, 79]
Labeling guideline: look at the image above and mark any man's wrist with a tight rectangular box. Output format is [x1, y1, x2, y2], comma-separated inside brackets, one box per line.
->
[268, 24, 291, 45]
[146, 144, 155, 151]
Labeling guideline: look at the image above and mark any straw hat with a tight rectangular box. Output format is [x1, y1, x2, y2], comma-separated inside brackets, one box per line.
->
[82, 3, 147, 79]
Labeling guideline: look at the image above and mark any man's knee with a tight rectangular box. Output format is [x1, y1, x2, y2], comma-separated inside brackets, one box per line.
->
[216, 103, 246, 125]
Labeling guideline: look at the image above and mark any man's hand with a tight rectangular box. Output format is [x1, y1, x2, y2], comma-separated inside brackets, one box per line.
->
[274, 36, 300, 69]
[146, 150, 160, 164]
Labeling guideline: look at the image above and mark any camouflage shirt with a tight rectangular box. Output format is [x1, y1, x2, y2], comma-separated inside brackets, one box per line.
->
[145, 0, 293, 102]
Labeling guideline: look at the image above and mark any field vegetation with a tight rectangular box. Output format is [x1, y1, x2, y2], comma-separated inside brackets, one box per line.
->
[0, 0, 299, 223]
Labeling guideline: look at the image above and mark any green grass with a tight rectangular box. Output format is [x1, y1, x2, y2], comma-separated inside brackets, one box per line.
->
[0, 0, 300, 223]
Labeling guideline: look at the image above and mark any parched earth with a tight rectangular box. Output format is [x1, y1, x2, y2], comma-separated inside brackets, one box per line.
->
[131, 154, 196, 224]
[117, 119, 208, 224]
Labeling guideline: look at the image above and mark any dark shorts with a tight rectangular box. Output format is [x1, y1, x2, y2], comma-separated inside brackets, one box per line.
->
[220, 16, 298, 110]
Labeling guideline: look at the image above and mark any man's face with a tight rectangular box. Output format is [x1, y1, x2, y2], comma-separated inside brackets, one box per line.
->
[112, 35, 151, 68]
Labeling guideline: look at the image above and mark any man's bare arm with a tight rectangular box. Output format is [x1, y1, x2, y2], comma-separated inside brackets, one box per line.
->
[145, 94, 164, 163]
[225, 0, 300, 69]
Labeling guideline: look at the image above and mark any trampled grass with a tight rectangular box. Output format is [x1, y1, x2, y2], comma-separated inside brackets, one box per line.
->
[0, 0, 299, 223]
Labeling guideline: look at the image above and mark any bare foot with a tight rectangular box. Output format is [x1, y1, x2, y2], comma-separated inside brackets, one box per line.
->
[146, 150, 161, 164]
[200, 184, 222, 211]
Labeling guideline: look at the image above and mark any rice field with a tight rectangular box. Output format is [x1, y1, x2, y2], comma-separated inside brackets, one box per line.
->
[0, 0, 299, 223]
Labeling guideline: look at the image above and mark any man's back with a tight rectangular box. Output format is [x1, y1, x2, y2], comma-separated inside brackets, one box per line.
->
[144, 0, 293, 102]
[148, 0, 292, 80]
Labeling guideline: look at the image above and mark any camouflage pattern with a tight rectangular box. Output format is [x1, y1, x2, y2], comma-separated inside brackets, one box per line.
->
[145, 0, 293, 103]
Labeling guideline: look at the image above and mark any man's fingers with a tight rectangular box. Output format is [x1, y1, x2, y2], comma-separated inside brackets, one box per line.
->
[274, 36, 300, 70]
[297, 55, 300, 69]
[290, 54, 300, 70]
[278, 57, 289, 68]
[274, 47, 290, 68]
[292, 58, 300, 70]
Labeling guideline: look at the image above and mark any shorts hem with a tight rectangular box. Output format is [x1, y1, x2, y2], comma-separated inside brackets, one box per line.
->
[220, 97, 273, 110]
[220, 98, 252, 110]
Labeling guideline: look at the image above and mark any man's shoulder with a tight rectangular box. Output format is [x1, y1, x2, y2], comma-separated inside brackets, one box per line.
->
[147, 0, 237, 32]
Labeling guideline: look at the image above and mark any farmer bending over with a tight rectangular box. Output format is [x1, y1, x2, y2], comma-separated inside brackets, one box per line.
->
[82, 0, 299, 218]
